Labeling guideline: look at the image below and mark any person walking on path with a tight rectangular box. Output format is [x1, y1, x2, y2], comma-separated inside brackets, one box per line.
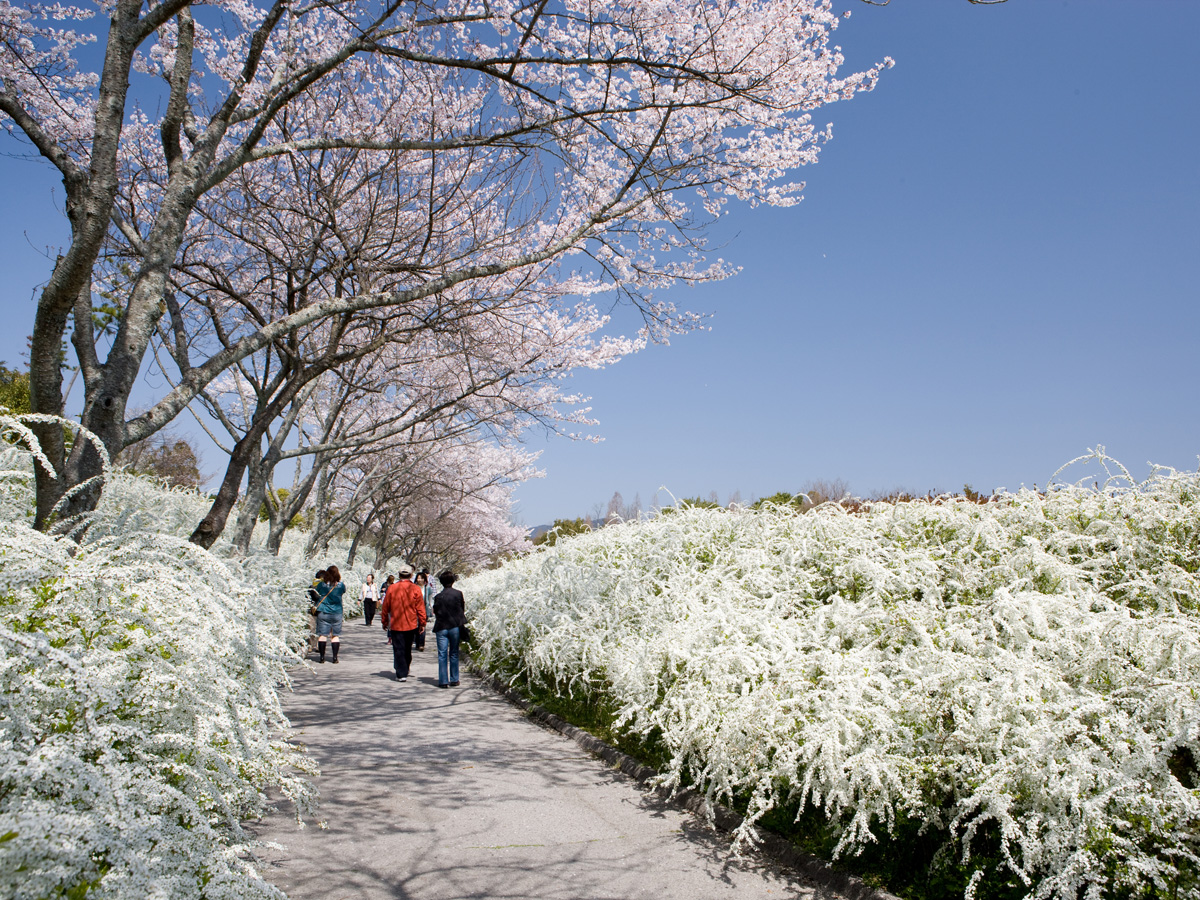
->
[380, 567, 425, 681]
[360, 574, 379, 626]
[379, 576, 394, 639]
[431, 570, 467, 688]
[314, 565, 346, 664]
[306, 569, 326, 654]
[414, 570, 433, 652]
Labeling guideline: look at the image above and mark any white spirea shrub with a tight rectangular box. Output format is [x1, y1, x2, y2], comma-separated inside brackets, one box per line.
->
[465, 456, 1200, 900]
[0, 445, 320, 900]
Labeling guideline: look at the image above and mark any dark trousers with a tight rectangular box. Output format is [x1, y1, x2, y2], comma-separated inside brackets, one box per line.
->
[364, 599, 377, 626]
[388, 629, 418, 678]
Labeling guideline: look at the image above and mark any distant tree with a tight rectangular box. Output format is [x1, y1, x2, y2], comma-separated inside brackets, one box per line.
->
[751, 491, 803, 511]
[605, 492, 627, 525]
[117, 431, 203, 491]
[256, 488, 306, 530]
[677, 497, 723, 510]
[802, 478, 851, 508]
[0, 363, 31, 415]
[600, 491, 644, 525]
[258, 488, 288, 522]
[749, 479, 851, 512]
[962, 484, 992, 504]
[533, 518, 593, 548]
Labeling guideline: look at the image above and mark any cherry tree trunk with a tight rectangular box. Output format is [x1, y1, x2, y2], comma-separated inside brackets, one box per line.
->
[229, 454, 269, 554]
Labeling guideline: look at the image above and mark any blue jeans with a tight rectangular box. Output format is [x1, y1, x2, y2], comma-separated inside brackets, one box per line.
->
[436, 627, 461, 685]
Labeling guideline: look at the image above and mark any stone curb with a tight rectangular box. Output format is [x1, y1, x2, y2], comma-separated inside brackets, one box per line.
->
[473, 667, 903, 900]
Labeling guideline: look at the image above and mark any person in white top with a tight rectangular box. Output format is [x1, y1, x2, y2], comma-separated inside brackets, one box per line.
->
[361, 573, 380, 626]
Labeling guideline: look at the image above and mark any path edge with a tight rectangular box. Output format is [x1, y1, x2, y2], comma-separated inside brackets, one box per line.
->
[473, 667, 903, 900]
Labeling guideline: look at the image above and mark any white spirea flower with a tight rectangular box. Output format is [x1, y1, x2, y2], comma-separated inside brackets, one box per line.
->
[465, 452, 1200, 900]
[0, 442, 322, 900]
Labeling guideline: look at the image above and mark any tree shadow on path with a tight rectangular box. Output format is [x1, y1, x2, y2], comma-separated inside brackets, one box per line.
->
[251, 629, 823, 900]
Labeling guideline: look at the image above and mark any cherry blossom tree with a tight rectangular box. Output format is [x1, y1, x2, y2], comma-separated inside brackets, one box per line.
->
[309, 427, 535, 571]
[145, 127, 645, 548]
[202, 283, 616, 553]
[3, 0, 894, 530]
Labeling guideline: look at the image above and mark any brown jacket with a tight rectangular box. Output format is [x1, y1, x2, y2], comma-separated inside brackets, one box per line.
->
[381, 580, 427, 632]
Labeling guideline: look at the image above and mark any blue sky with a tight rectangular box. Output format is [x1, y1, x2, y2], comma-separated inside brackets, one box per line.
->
[508, 0, 1200, 525]
[2, 0, 1197, 529]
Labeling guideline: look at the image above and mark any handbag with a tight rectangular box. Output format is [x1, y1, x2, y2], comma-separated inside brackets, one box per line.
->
[458, 622, 472, 644]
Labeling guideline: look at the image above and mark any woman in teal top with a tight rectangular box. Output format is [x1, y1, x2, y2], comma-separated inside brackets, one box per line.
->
[314, 565, 346, 663]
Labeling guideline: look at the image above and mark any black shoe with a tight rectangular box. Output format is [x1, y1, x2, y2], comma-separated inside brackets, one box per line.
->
[331, 658, 339, 663]
[437, 683, 449, 689]
[319, 658, 325, 663]
[449, 681, 459, 687]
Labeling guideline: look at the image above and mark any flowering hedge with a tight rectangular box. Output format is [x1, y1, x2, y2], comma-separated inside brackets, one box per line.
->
[466, 454, 1200, 900]
[0, 444, 322, 900]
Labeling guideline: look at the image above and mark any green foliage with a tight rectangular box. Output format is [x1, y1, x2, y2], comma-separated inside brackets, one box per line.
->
[750, 491, 804, 511]
[258, 488, 307, 530]
[0, 363, 31, 416]
[509, 673, 676, 773]
[533, 517, 593, 547]
[676, 496, 722, 510]
[749, 479, 852, 512]
[258, 487, 289, 522]
[962, 484, 991, 503]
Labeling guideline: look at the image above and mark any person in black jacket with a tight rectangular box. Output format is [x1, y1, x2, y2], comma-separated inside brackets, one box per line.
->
[306, 570, 326, 654]
[431, 570, 467, 688]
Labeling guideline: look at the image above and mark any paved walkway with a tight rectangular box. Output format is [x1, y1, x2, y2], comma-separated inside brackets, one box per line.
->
[252, 626, 824, 900]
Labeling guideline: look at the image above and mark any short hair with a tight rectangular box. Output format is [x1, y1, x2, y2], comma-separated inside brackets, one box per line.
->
[323, 565, 341, 584]
[438, 570, 457, 586]
[314, 569, 327, 579]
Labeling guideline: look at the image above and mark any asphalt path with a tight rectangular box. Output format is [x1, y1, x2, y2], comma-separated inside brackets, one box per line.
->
[252, 625, 826, 900]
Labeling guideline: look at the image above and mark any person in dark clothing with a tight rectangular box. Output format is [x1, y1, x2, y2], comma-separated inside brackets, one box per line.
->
[431, 570, 467, 688]
[379, 575, 394, 638]
[306, 570, 326, 654]
[414, 570, 431, 652]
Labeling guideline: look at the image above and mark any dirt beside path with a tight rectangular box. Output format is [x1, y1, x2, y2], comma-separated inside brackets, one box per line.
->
[252, 626, 824, 900]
